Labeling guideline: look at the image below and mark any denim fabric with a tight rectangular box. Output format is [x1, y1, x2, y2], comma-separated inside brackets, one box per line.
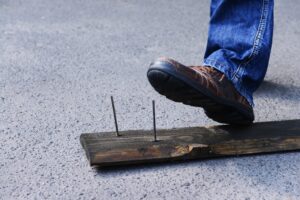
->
[203, 0, 274, 106]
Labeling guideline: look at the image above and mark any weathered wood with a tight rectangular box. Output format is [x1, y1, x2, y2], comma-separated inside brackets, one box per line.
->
[80, 119, 300, 167]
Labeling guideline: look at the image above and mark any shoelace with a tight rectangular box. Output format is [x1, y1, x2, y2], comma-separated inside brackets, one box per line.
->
[191, 66, 226, 82]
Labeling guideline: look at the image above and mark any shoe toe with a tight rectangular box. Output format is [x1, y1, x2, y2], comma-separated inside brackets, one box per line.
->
[147, 69, 169, 93]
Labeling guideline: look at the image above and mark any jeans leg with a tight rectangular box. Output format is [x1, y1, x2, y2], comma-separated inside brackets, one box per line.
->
[203, 0, 274, 106]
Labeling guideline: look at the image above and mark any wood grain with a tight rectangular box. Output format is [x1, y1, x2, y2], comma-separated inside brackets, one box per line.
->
[80, 119, 300, 167]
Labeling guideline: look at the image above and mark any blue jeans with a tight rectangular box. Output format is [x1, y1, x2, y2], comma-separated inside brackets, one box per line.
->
[203, 0, 274, 106]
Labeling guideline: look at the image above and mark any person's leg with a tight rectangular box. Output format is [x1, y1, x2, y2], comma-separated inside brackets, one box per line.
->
[203, 0, 274, 106]
[147, 0, 274, 124]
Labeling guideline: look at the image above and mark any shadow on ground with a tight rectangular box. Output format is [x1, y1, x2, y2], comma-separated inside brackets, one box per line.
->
[256, 80, 300, 101]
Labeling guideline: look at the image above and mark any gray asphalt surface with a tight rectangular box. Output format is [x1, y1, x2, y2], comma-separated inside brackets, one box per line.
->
[1, 0, 300, 199]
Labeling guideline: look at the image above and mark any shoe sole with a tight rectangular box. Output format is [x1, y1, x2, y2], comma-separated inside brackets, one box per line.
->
[147, 60, 254, 125]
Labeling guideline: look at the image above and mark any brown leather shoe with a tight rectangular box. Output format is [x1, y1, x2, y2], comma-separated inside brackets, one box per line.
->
[147, 57, 254, 124]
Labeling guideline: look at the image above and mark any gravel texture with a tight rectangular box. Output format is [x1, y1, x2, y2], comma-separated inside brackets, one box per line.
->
[1, 0, 300, 199]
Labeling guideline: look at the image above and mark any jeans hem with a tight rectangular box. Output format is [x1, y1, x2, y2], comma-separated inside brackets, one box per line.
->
[203, 58, 254, 107]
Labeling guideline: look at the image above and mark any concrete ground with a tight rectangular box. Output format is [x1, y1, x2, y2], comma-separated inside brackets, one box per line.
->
[1, 0, 300, 199]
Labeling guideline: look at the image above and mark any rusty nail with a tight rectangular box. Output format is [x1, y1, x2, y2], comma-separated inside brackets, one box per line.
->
[152, 100, 157, 142]
[111, 96, 120, 136]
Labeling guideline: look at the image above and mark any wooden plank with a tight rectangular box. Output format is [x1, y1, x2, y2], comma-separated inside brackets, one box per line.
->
[80, 119, 300, 167]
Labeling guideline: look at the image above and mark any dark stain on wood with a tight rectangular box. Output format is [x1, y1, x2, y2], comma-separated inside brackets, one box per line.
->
[80, 119, 300, 167]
